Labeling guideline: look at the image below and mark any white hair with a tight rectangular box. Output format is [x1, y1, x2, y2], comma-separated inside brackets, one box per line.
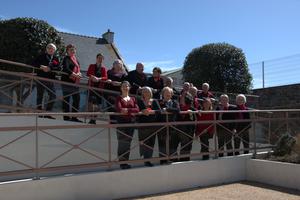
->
[166, 77, 173, 83]
[46, 43, 57, 51]
[220, 94, 229, 100]
[113, 59, 123, 66]
[202, 82, 209, 88]
[236, 94, 247, 103]
[161, 86, 173, 96]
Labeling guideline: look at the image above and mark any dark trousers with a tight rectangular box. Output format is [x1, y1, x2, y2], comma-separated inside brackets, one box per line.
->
[117, 127, 135, 161]
[234, 129, 250, 155]
[171, 125, 195, 161]
[199, 132, 211, 160]
[157, 126, 174, 163]
[62, 85, 80, 114]
[138, 127, 157, 159]
[36, 82, 56, 111]
[217, 126, 233, 157]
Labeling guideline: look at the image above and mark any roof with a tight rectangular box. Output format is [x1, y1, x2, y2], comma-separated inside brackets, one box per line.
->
[162, 68, 182, 76]
[59, 32, 126, 72]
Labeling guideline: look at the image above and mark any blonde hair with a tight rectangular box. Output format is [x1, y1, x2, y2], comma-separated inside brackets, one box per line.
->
[161, 86, 173, 96]
[141, 86, 153, 98]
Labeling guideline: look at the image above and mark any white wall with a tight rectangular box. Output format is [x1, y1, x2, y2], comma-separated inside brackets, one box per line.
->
[247, 159, 300, 191]
[0, 156, 249, 200]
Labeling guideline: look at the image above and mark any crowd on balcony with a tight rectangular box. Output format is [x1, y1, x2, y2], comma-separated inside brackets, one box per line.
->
[33, 43, 252, 169]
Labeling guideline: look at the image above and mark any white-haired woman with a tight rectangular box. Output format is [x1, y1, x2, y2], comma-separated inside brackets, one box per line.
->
[33, 43, 60, 117]
[157, 86, 180, 164]
[216, 94, 236, 157]
[137, 86, 160, 167]
[234, 94, 251, 155]
[107, 59, 127, 122]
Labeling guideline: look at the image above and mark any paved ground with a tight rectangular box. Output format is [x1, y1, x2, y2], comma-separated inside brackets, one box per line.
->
[131, 181, 300, 200]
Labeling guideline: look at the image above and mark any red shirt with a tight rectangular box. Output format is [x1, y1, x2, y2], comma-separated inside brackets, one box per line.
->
[87, 64, 108, 89]
[196, 113, 214, 136]
[115, 96, 140, 123]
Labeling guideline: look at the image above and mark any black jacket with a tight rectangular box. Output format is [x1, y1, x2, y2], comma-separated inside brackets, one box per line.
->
[157, 99, 180, 122]
[234, 106, 251, 131]
[61, 56, 80, 83]
[137, 98, 160, 123]
[216, 105, 236, 130]
[147, 77, 164, 100]
[33, 53, 60, 79]
[126, 70, 147, 94]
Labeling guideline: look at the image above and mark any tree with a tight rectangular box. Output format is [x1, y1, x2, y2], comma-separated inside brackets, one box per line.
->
[182, 43, 252, 93]
[0, 17, 64, 72]
[0, 17, 64, 108]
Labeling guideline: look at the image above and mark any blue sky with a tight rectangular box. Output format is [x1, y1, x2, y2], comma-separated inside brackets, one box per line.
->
[1, 0, 300, 74]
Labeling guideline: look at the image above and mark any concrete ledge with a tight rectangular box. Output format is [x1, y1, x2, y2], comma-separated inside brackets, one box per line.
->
[0, 155, 250, 200]
[247, 159, 300, 191]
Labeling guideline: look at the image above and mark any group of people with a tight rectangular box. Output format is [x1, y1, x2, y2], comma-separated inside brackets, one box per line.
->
[33, 43, 252, 169]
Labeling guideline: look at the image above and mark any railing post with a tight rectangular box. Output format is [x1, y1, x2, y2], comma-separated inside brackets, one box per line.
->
[166, 113, 170, 162]
[268, 115, 271, 145]
[35, 114, 40, 180]
[108, 125, 112, 170]
[252, 112, 257, 158]
[262, 61, 265, 88]
[286, 112, 289, 133]
[213, 112, 218, 159]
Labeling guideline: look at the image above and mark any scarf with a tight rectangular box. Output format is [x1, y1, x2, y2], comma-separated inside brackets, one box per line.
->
[70, 55, 80, 83]
[237, 104, 247, 119]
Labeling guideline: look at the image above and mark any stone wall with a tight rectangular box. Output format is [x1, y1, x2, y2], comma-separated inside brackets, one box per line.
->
[252, 84, 300, 109]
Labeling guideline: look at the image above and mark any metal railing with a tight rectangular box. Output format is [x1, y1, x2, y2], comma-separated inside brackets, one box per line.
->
[0, 109, 299, 182]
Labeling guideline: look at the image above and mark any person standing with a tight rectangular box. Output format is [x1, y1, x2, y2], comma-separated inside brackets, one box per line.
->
[165, 77, 180, 101]
[33, 43, 60, 118]
[234, 94, 251, 155]
[107, 59, 127, 123]
[61, 44, 82, 122]
[137, 87, 160, 167]
[157, 87, 180, 164]
[126, 62, 147, 95]
[147, 67, 164, 100]
[196, 98, 214, 160]
[86, 53, 109, 124]
[175, 92, 197, 161]
[216, 94, 236, 157]
[115, 81, 139, 169]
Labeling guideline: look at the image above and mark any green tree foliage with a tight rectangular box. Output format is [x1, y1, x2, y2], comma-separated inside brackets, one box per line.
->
[0, 17, 64, 72]
[182, 43, 252, 93]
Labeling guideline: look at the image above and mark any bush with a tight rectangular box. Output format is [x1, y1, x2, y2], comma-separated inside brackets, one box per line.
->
[0, 17, 64, 72]
[182, 43, 252, 93]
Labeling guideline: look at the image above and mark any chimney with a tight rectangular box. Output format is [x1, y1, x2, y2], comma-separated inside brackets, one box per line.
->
[102, 29, 114, 44]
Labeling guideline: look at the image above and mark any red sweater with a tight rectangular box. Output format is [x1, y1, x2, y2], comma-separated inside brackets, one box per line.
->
[87, 64, 108, 89]
[196, 113, 214, 136]
[115, 96, 139, 123]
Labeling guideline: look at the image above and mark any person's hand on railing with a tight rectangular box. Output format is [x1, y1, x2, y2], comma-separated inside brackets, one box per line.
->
[111, 81, 121, 86]
[70, 72, 82, 79]
[233, 129, 237, 136]
[90, 75, 99, 82]
[120, 108, 128, 114]
[105, 79, 112, 83]
[40, 65, 50, 72]
[141, 108, 154, 116]
[197, 110, 202, 117]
